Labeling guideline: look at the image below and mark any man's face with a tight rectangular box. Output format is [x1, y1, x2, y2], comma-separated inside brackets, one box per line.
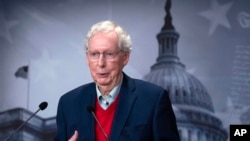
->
[87, 31, 129, 88]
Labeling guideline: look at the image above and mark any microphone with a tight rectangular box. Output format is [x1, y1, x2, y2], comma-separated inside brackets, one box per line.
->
[5, 101, 48, 141]
[86, 105, 109, 141]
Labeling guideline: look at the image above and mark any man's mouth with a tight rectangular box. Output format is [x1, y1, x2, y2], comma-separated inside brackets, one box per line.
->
[98, 73, 109, 77]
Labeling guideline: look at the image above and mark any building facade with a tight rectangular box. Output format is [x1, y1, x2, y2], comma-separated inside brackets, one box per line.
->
[0, 108, 56, 141]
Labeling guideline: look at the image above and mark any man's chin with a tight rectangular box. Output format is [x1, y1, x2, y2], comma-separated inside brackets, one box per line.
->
[96, 80, 110, 86]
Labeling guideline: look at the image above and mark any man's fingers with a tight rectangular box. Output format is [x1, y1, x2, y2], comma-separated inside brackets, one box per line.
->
[68, 130, 79, 141]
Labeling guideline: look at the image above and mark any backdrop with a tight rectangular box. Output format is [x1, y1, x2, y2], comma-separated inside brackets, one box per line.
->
[1, 0, 250, 130]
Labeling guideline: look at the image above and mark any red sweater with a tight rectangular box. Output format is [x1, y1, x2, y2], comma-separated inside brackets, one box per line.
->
[95, 96, 119, 141]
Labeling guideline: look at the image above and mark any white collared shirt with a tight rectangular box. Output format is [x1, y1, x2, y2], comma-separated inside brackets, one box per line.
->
[96, 75, 123, 110]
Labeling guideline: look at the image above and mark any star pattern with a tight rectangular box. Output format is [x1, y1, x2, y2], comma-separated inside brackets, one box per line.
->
[30, 49, 62, 84]
[0, 12, 18, 43]
[199, 0, 233, 35]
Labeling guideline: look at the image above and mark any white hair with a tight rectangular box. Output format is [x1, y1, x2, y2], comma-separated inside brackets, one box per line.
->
[84, 20, 132, 53]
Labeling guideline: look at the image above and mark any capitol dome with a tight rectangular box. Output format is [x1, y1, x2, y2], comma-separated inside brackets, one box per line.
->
[143, 0, 227, 140]
[144, 52, 214, 113]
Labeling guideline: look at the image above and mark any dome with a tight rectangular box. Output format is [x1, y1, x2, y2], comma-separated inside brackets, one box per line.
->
[143, 0, 214, 112]
[144, 61, 214, 113]
[143, 1, 228, 140]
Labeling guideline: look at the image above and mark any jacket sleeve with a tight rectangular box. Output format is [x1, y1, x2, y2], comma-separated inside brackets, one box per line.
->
[153, 89, 180, 141]
[54, 97, 67, 141]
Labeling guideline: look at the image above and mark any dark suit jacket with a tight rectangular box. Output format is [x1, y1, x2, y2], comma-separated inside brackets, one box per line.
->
[54, 74, 180, 141]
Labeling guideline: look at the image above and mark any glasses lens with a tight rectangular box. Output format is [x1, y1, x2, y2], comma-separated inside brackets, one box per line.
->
[88, 51, 120, 60]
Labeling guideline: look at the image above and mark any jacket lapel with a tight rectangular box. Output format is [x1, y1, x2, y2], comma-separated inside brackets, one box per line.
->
[109, 74, 137, 141]
[77, 83, 97, 141]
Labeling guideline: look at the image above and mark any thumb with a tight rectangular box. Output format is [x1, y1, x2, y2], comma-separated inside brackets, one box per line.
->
[68, 130, 79, 141]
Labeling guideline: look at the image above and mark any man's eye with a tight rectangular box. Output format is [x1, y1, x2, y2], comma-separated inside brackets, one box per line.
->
[91, 52, 99, 56]
[106, 52, 114, 56]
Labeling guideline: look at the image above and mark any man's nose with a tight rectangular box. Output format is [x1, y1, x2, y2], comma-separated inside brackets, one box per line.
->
[97, 54, 106, 67]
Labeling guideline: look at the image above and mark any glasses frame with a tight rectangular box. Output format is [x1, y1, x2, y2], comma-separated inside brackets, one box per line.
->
[86, 50, 121, 61]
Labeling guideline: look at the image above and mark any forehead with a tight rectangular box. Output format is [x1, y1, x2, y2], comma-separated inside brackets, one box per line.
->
[88, 31, 119, 51]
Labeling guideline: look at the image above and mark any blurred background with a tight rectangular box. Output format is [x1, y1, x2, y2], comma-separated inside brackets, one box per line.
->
[0, 0, 249, 140]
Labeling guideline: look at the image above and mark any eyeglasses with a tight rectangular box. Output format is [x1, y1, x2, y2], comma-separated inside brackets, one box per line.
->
[87, 50, 121, 60]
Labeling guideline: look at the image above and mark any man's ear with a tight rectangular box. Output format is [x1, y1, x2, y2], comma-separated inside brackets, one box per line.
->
[86, 53, 90, 66]
[123, 52, 130, 66]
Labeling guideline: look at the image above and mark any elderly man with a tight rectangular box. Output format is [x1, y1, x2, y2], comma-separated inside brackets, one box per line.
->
[54, 20, 180, 141]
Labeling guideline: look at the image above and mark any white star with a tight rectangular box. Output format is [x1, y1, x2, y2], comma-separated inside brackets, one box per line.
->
[199, 0, 233, 35]
[21, 6, 55, 26]
[0, 12, 18, 43]
[30, 49, 62, 83]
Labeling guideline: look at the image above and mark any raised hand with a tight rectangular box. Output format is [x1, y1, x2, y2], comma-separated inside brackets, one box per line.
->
[68, 130, 78, 141]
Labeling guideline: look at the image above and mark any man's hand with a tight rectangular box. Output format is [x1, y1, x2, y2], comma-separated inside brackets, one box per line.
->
[68, 130, 79, 141]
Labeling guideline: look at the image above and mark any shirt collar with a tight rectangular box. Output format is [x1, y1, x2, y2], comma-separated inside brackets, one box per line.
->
[96, 74, 123, 101]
